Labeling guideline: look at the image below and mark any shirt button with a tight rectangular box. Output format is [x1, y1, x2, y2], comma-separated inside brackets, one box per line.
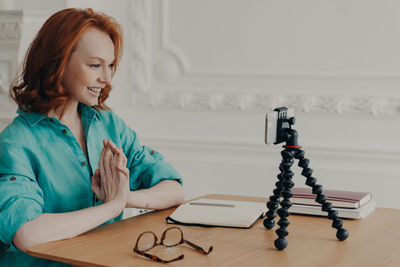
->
[10, 177, 16, 181]
[150, 151, 155, 155]
[62, 129, 67, 134]
[82, 162, 86, 166]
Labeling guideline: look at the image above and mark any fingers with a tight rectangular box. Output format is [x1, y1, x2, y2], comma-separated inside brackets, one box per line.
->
[99, 140, 114, 198]
[106, 140, 120, 154]
[91, 176, 100, 195]
[102, 145, 113, 183]
[119, 148, 127, 168]
[110, 153, 117, 180]
[94, 168, 100, 178]
[97, 140, 130, 204]
[93, 169, 101, 187]
[110, 154, 127, 190]
[116, 166, 129, 180]
[116, 151, 128, 174]
[98, 146, 106, 190]
[114, 147, 127, 169]
[99, 141, 107, 175]
[106, 140, 127, 167]
[115, 153, 129, 179]
[116, 166, 129, 178]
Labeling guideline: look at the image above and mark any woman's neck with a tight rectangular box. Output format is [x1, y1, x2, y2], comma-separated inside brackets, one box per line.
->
[48, 102, 80, 126]
[49, 102, 88, 158]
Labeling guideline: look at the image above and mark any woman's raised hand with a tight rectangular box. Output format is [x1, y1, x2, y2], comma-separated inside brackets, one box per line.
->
[91, 140, 130, 208]
[104, 140, 129, 179]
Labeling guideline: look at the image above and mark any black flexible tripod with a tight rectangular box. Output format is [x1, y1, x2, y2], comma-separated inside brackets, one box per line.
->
[263, 109, 348, 250]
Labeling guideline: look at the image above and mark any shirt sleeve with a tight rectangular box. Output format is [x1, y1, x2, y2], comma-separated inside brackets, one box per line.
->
[111, 113, 183, 190]
[0, 145, 44, 251]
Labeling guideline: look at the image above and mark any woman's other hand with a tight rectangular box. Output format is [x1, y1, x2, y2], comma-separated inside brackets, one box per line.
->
[105, 139, 129, 179]
[91, 140, 129, 211]
[91, 169, 105, 201]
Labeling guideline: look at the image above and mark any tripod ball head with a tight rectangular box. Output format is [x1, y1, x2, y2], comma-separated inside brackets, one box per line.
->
[287, 117, 295, 126]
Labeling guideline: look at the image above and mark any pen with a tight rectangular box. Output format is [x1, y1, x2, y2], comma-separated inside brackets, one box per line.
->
[189, 202, 235, 208]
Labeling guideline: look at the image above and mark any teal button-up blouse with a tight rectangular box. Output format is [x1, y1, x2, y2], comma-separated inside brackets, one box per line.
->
[0, 104, 182, 266]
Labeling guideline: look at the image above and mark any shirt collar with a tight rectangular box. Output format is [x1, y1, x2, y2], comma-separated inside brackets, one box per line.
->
[17, 109, 47, 127]
[17, 104, 101, 128]
[78, 103, 101, 122]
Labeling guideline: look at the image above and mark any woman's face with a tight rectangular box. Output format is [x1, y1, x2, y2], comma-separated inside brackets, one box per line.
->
[62, 27, 115, 107]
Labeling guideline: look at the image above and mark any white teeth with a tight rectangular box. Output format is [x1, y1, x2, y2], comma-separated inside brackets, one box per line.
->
[87, 87, 101, 93]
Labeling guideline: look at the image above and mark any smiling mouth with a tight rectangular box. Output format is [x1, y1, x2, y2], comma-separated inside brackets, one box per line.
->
[87, 87, 102, 94]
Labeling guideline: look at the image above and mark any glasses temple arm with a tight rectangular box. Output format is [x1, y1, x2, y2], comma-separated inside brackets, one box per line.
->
[183, 239, 213, 255]
[134, 248, 184, 263]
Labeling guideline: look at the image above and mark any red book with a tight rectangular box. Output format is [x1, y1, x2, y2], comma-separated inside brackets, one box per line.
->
[291, 187, 372, 209]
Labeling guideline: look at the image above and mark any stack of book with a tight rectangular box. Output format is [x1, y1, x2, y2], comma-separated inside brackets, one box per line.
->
[289, 187, 376, 219]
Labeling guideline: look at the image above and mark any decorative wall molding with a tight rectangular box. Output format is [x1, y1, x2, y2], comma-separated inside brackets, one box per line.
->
[130, 0, 148, 92]
[131, 90, 400, 115]
[159, 0, 189, 74]
[0, 21, 21, 40]
[0, 12, 21, 96]
[0, 61, 10, 93]
[156, 1, 400, 79]
[0, 9, 50, 123]
[154, 53, 180, 82]
[0, 10, 24, 40]
[127, 2, 400, 116]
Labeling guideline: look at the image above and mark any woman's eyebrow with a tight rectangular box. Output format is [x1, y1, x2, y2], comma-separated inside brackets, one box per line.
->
[88, 56, 115, 63]
[89, 56, 105, 62]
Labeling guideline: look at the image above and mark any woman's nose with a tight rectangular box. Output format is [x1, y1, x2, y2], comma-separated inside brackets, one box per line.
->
[99, 68, 111, 83]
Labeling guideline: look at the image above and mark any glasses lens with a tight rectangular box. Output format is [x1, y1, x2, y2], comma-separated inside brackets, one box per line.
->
[137, 232, 156, 251]
[163, 228, 182, 246]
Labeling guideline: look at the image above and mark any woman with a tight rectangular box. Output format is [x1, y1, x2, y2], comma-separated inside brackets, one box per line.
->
[0, 8, 184, 266]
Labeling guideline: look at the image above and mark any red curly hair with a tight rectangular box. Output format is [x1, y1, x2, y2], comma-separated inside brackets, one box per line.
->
[10, 8, 123, 115]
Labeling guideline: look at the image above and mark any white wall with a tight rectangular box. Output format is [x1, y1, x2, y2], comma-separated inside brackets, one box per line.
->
[120, 0, 400, 209]
[1, 0, 399, 209]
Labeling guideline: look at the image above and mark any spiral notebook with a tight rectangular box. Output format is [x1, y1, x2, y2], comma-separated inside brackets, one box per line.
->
[166, 198, 266, 228]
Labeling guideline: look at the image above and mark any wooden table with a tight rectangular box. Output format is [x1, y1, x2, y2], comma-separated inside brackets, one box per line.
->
[28, 194, 400, 267]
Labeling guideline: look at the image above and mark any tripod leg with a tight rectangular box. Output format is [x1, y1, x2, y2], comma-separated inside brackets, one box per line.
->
[263, 178, 283, 229]
[295, 149, 349, 241]
[263, 148, 296, 230]
[263, 168, 286, 229]
[262, 148, 295, 250]
[274, 149, 295, 250]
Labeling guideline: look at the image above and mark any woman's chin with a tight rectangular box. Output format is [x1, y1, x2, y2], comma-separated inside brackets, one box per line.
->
[80, 98, 99, 107]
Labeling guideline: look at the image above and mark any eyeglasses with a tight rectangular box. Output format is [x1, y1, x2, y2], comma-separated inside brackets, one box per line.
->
[133, 227, 213, 263]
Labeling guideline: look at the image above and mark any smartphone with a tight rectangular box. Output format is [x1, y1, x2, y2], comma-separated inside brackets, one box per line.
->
[265, 108, 294, 145]
[265, 111, 278, 144]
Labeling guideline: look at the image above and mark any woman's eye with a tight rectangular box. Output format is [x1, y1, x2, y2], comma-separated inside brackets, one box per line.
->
[89, 64, 101, 68]
[108, 63, 114, 69]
